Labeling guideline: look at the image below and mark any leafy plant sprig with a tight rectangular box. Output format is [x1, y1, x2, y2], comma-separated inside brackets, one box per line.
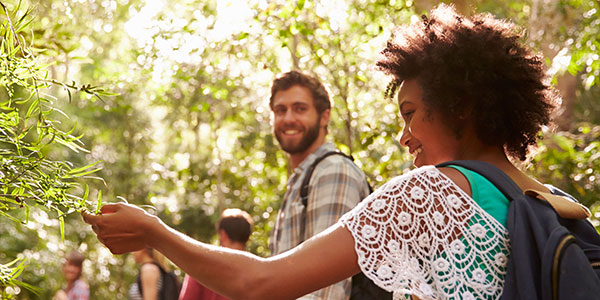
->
[0, 258, 41, 298]
[0, 0, 112, 295]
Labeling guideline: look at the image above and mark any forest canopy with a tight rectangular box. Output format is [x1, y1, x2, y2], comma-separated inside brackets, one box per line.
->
[1, 0, 599, 298]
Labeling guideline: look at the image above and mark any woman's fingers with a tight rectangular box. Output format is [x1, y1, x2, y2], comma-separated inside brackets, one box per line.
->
[99, 202, 123, 214]
[81, 203, 123, 226]
[102, 233, 147, 254]
[82, 203, 151, 253]
[81, 209, 100, 224]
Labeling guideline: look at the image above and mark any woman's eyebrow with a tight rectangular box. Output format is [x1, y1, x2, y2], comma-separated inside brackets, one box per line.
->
[399, 101, 413, 110]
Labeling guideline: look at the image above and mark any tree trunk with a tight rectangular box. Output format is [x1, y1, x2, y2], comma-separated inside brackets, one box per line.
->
[554, 74, 577, 131]
[528, 0, 578, 131]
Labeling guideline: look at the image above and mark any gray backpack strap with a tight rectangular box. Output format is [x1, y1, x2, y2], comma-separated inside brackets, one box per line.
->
[299, 151, 355, 241]
[300, 151, 355, 207]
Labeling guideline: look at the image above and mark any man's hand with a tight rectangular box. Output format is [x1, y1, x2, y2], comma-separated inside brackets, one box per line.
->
[82, 203, 157, 254]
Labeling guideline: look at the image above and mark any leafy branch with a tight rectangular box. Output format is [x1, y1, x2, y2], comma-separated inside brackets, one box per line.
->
[0, 1, 109, 295]
[44, 79, 118, 102]
[0, 258, 40, 298]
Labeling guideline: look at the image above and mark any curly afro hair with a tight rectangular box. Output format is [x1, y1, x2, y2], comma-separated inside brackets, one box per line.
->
[377, 4, 559, 161]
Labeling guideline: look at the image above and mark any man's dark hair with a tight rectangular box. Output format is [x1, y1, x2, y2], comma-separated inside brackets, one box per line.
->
[269, 70, 331, 114]
[376, 4, 559, 161]
[217, 208, 254, 244]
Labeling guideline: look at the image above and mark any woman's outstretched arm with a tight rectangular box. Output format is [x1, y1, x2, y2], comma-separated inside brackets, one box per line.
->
[83, 203, 360, 300]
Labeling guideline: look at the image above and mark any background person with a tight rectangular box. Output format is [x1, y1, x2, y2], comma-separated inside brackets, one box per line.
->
[53, 251, 90, 300]
[84, 4, 560, 300]
[130, 247, 173, 300]
[179, 208, 254, 300]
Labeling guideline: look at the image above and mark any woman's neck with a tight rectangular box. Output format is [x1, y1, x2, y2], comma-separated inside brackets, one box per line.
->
[66, 279, 78, 291]
[140, 257, 155, 265]
[456, 143, 550, 192]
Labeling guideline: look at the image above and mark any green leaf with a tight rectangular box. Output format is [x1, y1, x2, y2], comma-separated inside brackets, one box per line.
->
[15, 16, 33, 33]
[24, 97, 39, 119]
[0, 209, 22, 223]
[237, 32, 249, 40]
[297, 0, 305, 10]
[553, 134, 575, 153]
[59, 215, 65, 242]
[95, 190, 102, 214]
[278, 29, 290, 38]
[80, 184, 89, 208]
[65, 161, 102, 178]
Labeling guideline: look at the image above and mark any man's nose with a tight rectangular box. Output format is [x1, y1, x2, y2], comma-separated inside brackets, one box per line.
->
[282, 109, 296, 122]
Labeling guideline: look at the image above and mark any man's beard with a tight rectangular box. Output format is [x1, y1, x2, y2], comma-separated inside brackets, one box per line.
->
[275, 118, 321, 154]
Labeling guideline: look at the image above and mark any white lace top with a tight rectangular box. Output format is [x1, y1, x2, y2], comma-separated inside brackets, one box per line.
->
[340, 166, 510, 300]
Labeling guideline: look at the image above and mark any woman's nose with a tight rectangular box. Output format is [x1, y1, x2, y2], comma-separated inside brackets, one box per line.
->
[398, 126, 410, 146]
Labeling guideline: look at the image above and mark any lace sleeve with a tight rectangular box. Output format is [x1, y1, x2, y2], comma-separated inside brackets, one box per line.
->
[340, 166, 509, 300]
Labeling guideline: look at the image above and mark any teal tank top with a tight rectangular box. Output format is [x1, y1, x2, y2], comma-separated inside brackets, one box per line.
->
[448, 165, 510, 226]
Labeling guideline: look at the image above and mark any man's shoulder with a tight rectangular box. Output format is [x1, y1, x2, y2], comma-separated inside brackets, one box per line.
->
[314, 152, 355, 168]
[299, 143, 368, 187]
[315, 150, 361, 168]
[311, 152, 368, 185]
[296, 143, 336, 170]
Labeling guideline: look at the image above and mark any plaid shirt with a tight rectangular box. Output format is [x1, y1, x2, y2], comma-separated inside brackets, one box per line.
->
[270, 142, 370, 300]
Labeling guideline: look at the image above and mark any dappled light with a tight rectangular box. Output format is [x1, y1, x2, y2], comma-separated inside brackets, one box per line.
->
[1, 0, 600, 298]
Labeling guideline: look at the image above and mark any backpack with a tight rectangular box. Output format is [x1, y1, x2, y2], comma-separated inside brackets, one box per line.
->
[137, 262, 181, 300]
[300, 151, 392, 300]
[437, 160, 600, 300]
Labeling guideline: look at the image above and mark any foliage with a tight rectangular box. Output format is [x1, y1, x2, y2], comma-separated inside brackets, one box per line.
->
[0, 258, 39, 299]
[529, 124, 600, 208]
[0, 0, 109, 220]
[0, 0, 599, 299]
[0, 0, 111, 297]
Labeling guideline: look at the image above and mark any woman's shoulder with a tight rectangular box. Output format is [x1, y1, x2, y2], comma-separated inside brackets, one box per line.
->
[381, 165, 445, 186]
[382, 165, 470, 194]
[140, 262, 161, 275]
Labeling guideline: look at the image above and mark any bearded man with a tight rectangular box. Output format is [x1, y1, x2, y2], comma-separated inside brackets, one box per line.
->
[269, 71, 370, 300]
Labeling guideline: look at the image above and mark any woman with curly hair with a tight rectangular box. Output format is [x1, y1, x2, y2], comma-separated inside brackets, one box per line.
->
[85, 4, 563, 300]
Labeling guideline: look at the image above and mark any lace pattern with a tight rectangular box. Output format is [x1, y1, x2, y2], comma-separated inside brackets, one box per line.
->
[340, 166, 510, 300]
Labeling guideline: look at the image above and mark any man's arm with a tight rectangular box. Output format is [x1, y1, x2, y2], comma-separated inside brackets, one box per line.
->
[83, 204, 360, 300]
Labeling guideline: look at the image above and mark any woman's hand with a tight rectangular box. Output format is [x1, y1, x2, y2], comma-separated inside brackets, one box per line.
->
[82, 203, 158, 254]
